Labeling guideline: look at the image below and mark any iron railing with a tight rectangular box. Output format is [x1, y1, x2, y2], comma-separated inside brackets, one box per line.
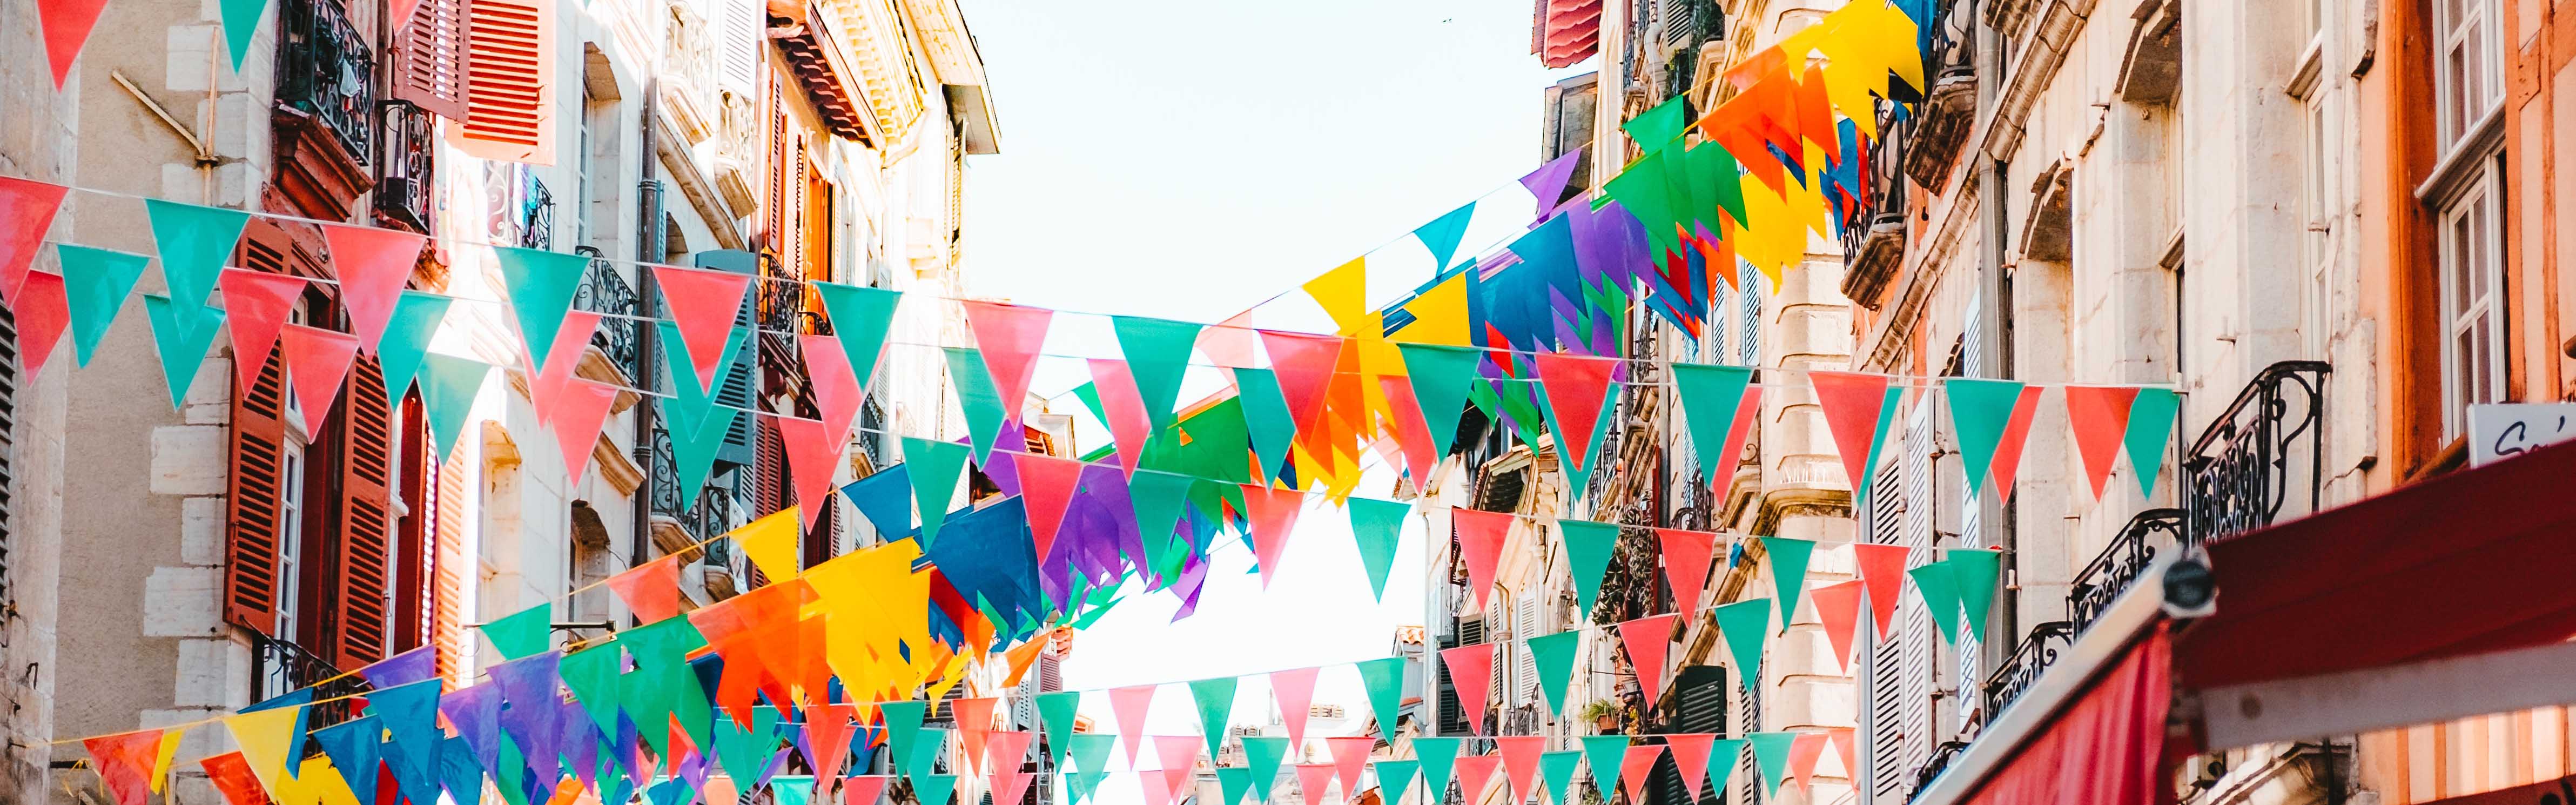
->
[1901, 0, 1979, 190]
[2184, 361, 2331, 545]
[573, 252, 643, 380]
[275, 0, 375, 163]
[519, 175, 555, 251]
[251, 633, 365, 730]
[2066, 509, 2185, 633]
[374, 100, 434, 232]
[649, 419, 748, 541]
[1909, 741, 1973, 802]
[1979, 621, 2074, 719]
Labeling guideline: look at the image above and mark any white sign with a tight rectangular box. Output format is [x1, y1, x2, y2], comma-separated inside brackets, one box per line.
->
[2467, 403, 2576, 466]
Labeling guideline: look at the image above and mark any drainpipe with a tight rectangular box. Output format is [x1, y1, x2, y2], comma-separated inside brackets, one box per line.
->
[1972, 1, 2017, 684]
[629, 85, 665, 621]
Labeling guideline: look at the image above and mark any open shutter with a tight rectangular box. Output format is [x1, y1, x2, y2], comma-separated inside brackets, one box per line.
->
[451, 0, 553, 164]
[719, 0, 763, 92]
[389, 0, 471, 120]
[754, 414, 786, 516]
[1514, 592, 1540, 703]
[225, 292, 291, 635]
[392, 394, 432, 654]
[329, 358, 396, 668]
[433, 450, 467, 681]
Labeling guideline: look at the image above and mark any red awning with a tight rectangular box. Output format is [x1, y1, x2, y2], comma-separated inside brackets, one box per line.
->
[1955, 625, 2174, 805]
[1532, 0, 1602, 68]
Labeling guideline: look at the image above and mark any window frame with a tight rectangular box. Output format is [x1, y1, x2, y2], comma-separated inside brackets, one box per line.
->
[2433, 158, 2507, 438]
[2436, 0, 2501, 151]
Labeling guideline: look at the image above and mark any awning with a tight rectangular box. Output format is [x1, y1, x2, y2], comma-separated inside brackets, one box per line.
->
[1958, 625, 2173, 805]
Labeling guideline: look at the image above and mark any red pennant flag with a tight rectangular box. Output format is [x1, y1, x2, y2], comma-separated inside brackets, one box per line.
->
[38, 0, 109, 84]
[217, 269, 304, 388]
[550, 378, 621, 485]
[1438, 642, 1497, 734]
[1664, 734, 1716, 802]
[1271, 666, 1320, 747]
[1451, 507, 1512, 614]
[990, 772, 1034, 805]
[1239, 483, 1306, 587]
[799, 333, 864, 447]
[1786, 732, 1827, 793]
[279, 324, 359, 430]
[1826, 728, 1857, 784]
[1808, 371, 1893, 494]
[319, 224, 426, 353]
[527, 310, 602, 424]
[1710, 387, 1763, 485]
[775, 416, 846, 529]
[655, 265, 754, 392]
[1808, 580, 1864, 672]
[1495, 736, 1544, 804]
[1656, 528, 1718, 621]
[1139, 770, 1177, 805]
[1155, 736, 1202, 800]
[984, 730, 1033, 776]
[2063, 385, 2137, 500]
[1327, 736, 1373, 794]
[1377, 375, 1440, 492]
[807, 703, 858, 794]
[960, 301, 1054, 421]
[1455, 754, 1504, 805]
[0, 178, 65, 307]
[844, 775, 894, 805]
[16, 271, 70, 383]
[954, 697, 999, 771]
[1295, 763, 1340, 804]
[82, 728, 161, 805]
[606, 554, 682, 623]
[1006, 453, 1079, 560]
[1108, 685, 1156, 764]
[199, 750, 268, 805]
[1618, 614, 1679, 702]
[1257, 330, 1344, 428]
[1988, 386, 2047, 504]
[1088, 358, 1152, 477]
[1617, 745, 1666, 805]
[1531, 353, 1616, 470]
[1853, 544, 1909, 638]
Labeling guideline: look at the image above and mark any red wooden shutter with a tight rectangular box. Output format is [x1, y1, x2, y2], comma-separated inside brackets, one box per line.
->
[432, 451, 468, 681]
[755, 415, 787, 517]
[224, 240, 293, 635]
[764, 82, 790, 258]
[390, 0, 472, 120]
[329, 357, 396, 667]
[392, 393, 431, 654]
[453, 0, 552, 164]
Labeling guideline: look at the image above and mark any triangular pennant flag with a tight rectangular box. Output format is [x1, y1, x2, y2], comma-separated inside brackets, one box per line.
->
[1809, 580, 1864, 672]
[217, 269, 305, 388]
[82, 728, 161, 805]
[1380, 374, 1442, 490]
[2063, 385, 2141, 500]
[905, 729, 951, 786]
[1785, 733, 1827, 793]
[1703, 739, 1746, 798]
[1113, 316, 1202, 433]
[493, 246, 591, 377]
[278, 324, 359, 428]
[1456, 754, 1504, 805]
[551, 378, 621, 484]
[556, 642, 621, 740]
[1909, 559, 1963, 645]
[1376, 760, 1421, 805]
[1302, 257, 1368, 336]
[1664, 734, 1715, 803]
[1709, 386, 1763, 486]
[1439, 642, 1497, 734]
[376, 291, 452, 406]
[942, 346, 1012, 462]
[225, 703, 307, 795]
[655, 265, 755, 392]
[1826, 729, 1857, 789]
[1239, 483, 1305, 586]
[1713, 599, 1770, 692]
[1256, 330, 1342, 428]
[1532, 353, 1618, 474]
[1761, 536, 1815, 631]
[1746, 733, 1794, 796]
[1414, 737, 1462, 804]
[480, 602, 554, 659]
[1149, 739, 1199, 800]
[1187, 676, 1237, 759]
[311, 717, 385, 803]
[143, 199, 248, 311]
[1496, 737, 1544, 805]
[418, 353, 492, 462]
[1853, 543, 1909, 638]
[1214, 767, 1254, 805]
[1107, 685, 1156, 764]
[140, 294, 225, 408]
[1537, 752, 1582, 805]
[902, 437, 970, 547]
[1522, 151, 1584, 221]
[317, 224, 425, 354]
[1617, 614, 1678, 702]
[800, 334, 865, 447]
[1559, 519, 1619, 619]
[1656, 528, 1718, 620]
[843, 464, 914, 541]
[1808, 371, 1893, 499]
[1231, 367, 1299, 482]
[366, 677, 444, 789]
[1013, 452, 1085, 559]
[847, 775, 893, 805]
[1988, 385, 2046, 502]
[59, 244, 149, 367]
[913, 774, 958, 805]
[960, 301, 1052, 422]
[984, 730, 1033, 776]
[732, 507, 801, 581]
[1671, 364, 1754, 485]
[1241, 736, 1289, 803]
[1451, 507, 1511, 613]
[1944, 378, 2026, 500]
[1295, 763, 1340, 804]
[1354, 656, 1405, 741]
[14, 271, 70, 383]
[2124, 387, 2181, 496]
[0, 179, 65, 305]
[1525, 630, 1579, 717]
[1414, 203, 1479, 269]
[774, 416, 845, 530]
[1616, 746, 1664, 805]
[813, 282, 901, 383]
[606, 555, 682, 623]
[1347, 498, 1408, 601]
[200, 752, 268, 805]
[878, 700, 926, 776]
[1035, 691, 1079, 767]
[991, 771, 1035, 805]
[1947, 548, 2003, 641]
[1397, 343, 1481, 458]
[1088, 358, 1154, 476]
[952, 698, 996, 769]
[1268, 666, 1319, 748]
[217, 0, 272, 70]
[1579, 737, 1628, 800]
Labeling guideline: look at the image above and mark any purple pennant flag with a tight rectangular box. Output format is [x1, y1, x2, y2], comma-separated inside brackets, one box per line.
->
[438, 681, 505, 780]
[560, 700, 600, 789]
[490, 651, 564, 786]
[791, 721, 820, 783]
[676, 747, 711, 791]
[985, 448, 1022, 498]
[1169, 556, 1212, 622]
[756, 747, 795, 789]
[1522, 150, 1585, 223]
[359, 646, 439, 689]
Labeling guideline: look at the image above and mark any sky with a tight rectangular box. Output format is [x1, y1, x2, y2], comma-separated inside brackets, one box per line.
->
[954, 0, 1591, 789]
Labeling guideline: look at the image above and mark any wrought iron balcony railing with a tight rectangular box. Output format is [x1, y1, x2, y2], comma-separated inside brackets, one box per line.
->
[1902, 0, 1979, 191]
[649, 418, 749, 541]
[1909, 741, 1974, 802]
[373, 100, 434, 233]
[275, 0, 375, 164]
[1838, 109, 1912, 308]
[251, 633, 366, 730]
[2184, 361, 2331, 546]
[1980, 620, 2074, 719]
[2066, 509, 2185, 633]
[572, 253, 643, 381]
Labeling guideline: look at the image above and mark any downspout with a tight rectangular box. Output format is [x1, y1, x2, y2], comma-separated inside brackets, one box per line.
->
[629, 84, 665, 623]
[1973, 0, 2016, 680]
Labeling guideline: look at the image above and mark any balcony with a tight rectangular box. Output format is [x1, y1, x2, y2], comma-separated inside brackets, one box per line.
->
[2184, 361, 2331, 545]
[517, 175, 555, 251]
[1980, 620, 2073, 720]
[271, 0, 375, 220]
[1909, 741, 1973, 802]
[1838, 110, 1911, 310]
[251, 633, 366, 730]
[1901, 0, 1979, 192]
[571, 253, 643, 382]
[374, 100, 435, 233]
[2066, 509, 2185, 633]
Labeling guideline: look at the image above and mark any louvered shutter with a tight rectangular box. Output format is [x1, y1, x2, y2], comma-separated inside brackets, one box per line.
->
[390, 0, 471, 120]
[328, 358, 396, 668]
[690, 250, 760, 467]
[392, 394, 432, 653]
[1863, 459, 1913, 804]
[224, 267, 292, 635]
[433, 451, 468, 681]
[719, 0, 763, 91]
[1737, 265, 1761, 365]
[1514, 592, 1540, 704]
[452, 0, 553, 164]
[0, 290, 18, 601]
[754, 413, 786, 516]
[1652, 666, 1727, 805]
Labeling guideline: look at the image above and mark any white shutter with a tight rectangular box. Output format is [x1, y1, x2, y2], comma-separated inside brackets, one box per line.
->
[1515, 592, 1541, 705]
[719, 0, 763, 92]
[1862, 457, 1913, 804]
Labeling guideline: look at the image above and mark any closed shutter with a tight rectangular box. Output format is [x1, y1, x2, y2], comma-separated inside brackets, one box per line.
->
[328, 357, 396, 668]
[453, 0, 553, 164]
[224, 298, 292, 636]
[1737, 265, 1760, 365]
[1862, 458, 1912, 804]
[1653, 666, 1727, 805]
[764, 83, 790, 257]
[719, 0, 763, 91]
[691, 250, 760, 468]
[0, 289, 18, 602]
[389, 0, 471, 120]
[754, 413, 786, 516]
[433, 451, 467, 681]
[1513, 592, 1540, 704]
[392, 394, 432, 653]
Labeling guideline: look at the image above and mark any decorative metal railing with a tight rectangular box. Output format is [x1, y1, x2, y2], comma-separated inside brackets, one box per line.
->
[374, 100, 434, 232]
[649, 419, 746, 541]
[251, 633, 365, 730]
[573, 252, 643, 381]
[1909, 741, 1973, 802]
[2184, 361, 2331, 546]
[1980, 620, 2074, 719]
[519, 175, 555, 251]
[2066, 509, 2185, 633]
[1901, 0, 1980, 190]
[275, 0, 375, 163]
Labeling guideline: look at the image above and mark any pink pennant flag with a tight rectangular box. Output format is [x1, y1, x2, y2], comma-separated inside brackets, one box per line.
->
[1154, 735, 1202, 799]
[1451, 507, 1512, 614]
[1438, 643, 1496, 735]
[1664, 734, 1714, 803]
[1239, 483, 1306, 587]
[1088, 358, 1152, 477]
[1785, 732, 1827, 793]
[0, 178, 65, 307]
[1617, 746, 1665, 805]
[990, 772, 1034, 805]
[799, 333, 865, 447]
[775, 416, 846, 529]
[1853, 544, 1909, 638]
[1200, 314, 1260, 368]
[656, 264, 755, 392]
[1377, 375, 1439, 491]
[1808, 580, 1864, 672]
[1710, 387, 1763, 486]
[1257, 330, 1343, 428]
[1326, 736, 1373, 795]
[1988, 386, 2047, 504]
[1532, 353, 1616, 469]
[527, 310, 603, 424]
[1270, 666, 1320, 748]
[961, 301, 1054, 421]
[1808, 371, 1893, 494]
[1826, 728, 1857, 784]
[1108, 685, 1156, 764]
[1295, 763, 1340, 804]
[954, 697, 999, 771]
[1139, 771, 1176, 805]
[604, 555, 682, 623]
[704, 775, 739, 805]
[843, 775, 893, 805]
[1618, 614, 1679, 702]
[14, 271, 68, 383]
[218, 270, 304, 388]
[320, 223, 427, 354]
[984, 730, 1033, 776]
[1656, 528, 1718, 621]
[1495, 736, 1544, 804]
[279, 324, 359, 430]
[2063, 385, 2138, 501]
[1014, 454, 1084, 562]
[1455, 754, 1504, 805]
[551, 378, 621, 485]
[807, 703, 858, 787]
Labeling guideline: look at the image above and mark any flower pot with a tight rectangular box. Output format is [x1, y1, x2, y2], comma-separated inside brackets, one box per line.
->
[1595, 714, 1619, 730]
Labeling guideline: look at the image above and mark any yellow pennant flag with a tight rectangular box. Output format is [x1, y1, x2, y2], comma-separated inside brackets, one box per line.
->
[1390, 273, 1471, 346]
[1303, 257, 1369, 336]
[733, 507, 803, 582]
[224, 705, 306, 797]
[149, 728, 185, 792]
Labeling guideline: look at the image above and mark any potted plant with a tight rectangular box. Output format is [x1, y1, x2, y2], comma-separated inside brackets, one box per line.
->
[1578, 699, 1622, 731]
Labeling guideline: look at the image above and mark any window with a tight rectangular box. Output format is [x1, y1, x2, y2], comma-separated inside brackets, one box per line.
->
[2438, 165, 2504, 436]
[275, 438, 308, 642]
[2293, 24, 2334, 360]
[2438, 0, 2500, 148]
[1738, 263, 1761, 365]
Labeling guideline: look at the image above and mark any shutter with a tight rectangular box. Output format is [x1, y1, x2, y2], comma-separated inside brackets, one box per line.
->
[0, 287, 18, 602]
[719, 0, 763, 91]
[453, 0, 553, 164]
[1864, 458, 1913, 804]
[764, 84, 790, 257]
[391, 393, 432, 654]
[754, 413, 787, 518]
[329, 357, 396, 668]
[1513, 592, 1539, 704]
[691, 250, 761, 467]
[224, 265, 292, 635]
[1738, 265, 1761, 365]
[433, 450, 468, 681]
[389, 0, 471, 120]
[1436, 625, 1464, 734]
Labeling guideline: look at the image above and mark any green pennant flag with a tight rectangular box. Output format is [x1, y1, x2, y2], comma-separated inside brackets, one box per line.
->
[1232, 367, 1297, 482]
[1215, 767, 1254, 805]
[620, 668, 675, 757]
[493, 246, 590, 376]
[1354, 656, 1407, 741]
[141, 294, 224, 407]
[1526, 630, 1579, 716]
[1705, 739, 1746, 794]
[1113, 316, 1202, 433]
[1414, 203, 1478, 269]
[913, 774, 958, 805]
[143, 199, 249, 311]
[812, 281, 902, 384]
[1066, 733, 1117, 802]
[1746, 733, 1795, 796]
[1685, 141, 1747, 230]
[1948, 548, 2003, 641]
[1624, 95, 1690, 154]
[901, 437, 970, 547]
[1606, 150, 1683, 258]
[1035, 691, 1079, 767]
[1242, 736, 1289, 803]
[879, 700, 927, 775]
[1376, 759, 1421, 805]
[1857, 385, 1905, 505]
[1412, 736, 1462, 805]
[1658, 139, 1702, 246]
[1762, 536, 1815, 632]
[1397, 343, 1482, 458]
[713, 705, 779, 786]
[906, 728, 950, 784]
[1943, 378, 2025, 500]
[669, 406, 738, 511]
[479, 602, 553, 660]
[941, 347, 1010, 461]
[495, 739, 530, 805]
[376, 292, 452, 406]
[1672, 364, 1754, 486]
[58, 244, 149, 367]
[671, 660, 713, 755]
[1539, 751, 1584, 805]
[769, 777, 815, 805]
[557, 639, 623, 738]
[1713, 599, 1770, 691]
[659, 321, 750, 437]
[2125, 387, 2182, 496]
[1910, 559, 1963, 645]
[417, 353, 492, 464]
[1132, 469, 1195, 578]
[1188, 676, 1238, 760]
[218, 0, 270, 70]
[1579, 736, 1629, 799]
[1559, 519, 1622, 621]
[1347, 498, 1409, 601]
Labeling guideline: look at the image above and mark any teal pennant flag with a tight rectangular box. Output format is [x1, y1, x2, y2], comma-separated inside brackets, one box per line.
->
[1036, 691, 1079, 767]
[1241, 736, 1288, 803]
[141, 294, 224, 407]
[1112, 315, 1201, 433]
[1413, 736, 1463, 805]
[1714, 598, 1770, 692]
[1706, 739, 1747, 794]
[1949, 548, 2003, 641]
[1376, 759, 1421, 805]
[1187, 676, 1237, 759]
[1232, 367, 1297, 482]
[557, 640, 623, 739]
[912, 774, 957, 805]
[902, 437, 970, 547]
[1559, 519, 1621, 620]
[1747, 733, 1795, 796]
[812, 281, 902, 384]
[1214, 767, 1253, 805]
[1623, 95, 1690, 153]
[1397, 343, 1482, 458]
[477, 602, 553, 660]
[1526, 630, 1579, 716]
[1355, 656, 1407, 741]
[1579, 736, 1629, 798]
[1347, 498, 1409, 601]
[658, 321, 749, 437]
[1538, 751, 1583, 805]
[58, 244, 149, 367]
[669, 406, 737, 512]
[493, 246, 589, 376]
[878, 701, 926, 779]
[375, 292, 451, 407]
[218, 0, 271, 70]
[142, 198, 248, 311]
[1944, 378, 2026, 499]
[1130, 469, 1195, 583]
[417, 353, 491, 464]
[2126, 387, 2182, 496]
[1672, 364, 1754, 485]
[1763, 536, 1816, 632]
[1413, 202, 1478, 269]
[1910, 559, 1963, 645]
[941, 347, 1009, 461]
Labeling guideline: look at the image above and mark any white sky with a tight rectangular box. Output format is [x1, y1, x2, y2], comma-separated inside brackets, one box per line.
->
[955, 0, 1593, 794]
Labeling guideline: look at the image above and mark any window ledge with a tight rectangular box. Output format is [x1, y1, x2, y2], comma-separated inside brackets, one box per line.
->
[2415, 107, 2505, 205]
